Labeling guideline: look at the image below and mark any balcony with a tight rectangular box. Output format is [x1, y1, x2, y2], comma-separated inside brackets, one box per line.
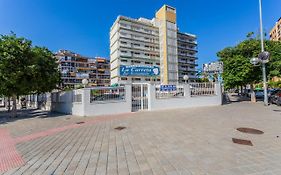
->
[178, 53, 197, 59]
[119, 34, 159, 44]
[177, 38, 197, 45]
[178, 46, 198, 52]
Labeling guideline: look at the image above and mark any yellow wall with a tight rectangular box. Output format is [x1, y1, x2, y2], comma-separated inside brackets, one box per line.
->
[156, 5, 176, 84]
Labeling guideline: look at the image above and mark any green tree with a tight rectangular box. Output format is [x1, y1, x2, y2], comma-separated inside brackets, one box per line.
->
[32, 47, 60, 93]
[0, 33, 60, 117]
[217, 34, 281, 90]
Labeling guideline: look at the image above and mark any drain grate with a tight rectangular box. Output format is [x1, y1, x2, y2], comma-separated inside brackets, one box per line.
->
[114, 126, 126, 130]
[237, 127, 264, 134]
[76, 121, 85, 125]
[232, 138, 253, 146]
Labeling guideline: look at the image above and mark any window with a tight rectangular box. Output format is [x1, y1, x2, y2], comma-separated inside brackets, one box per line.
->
[132, 78, 141, 81]
[145, 62, 152, 65]
[121, 59, 127, 62]
[144, 29, 151, 33]
[134, 35, 140, 39]
[145, 78, 150, 81]
[131, 60, 141, 64]
[156, 63, 160, 65]
[120, 32, 127, 36]
[121, 77, 128, 80]
[132, 26, 140, 31]
[121, 41, 127, 44]
[121, 50, 127, 53]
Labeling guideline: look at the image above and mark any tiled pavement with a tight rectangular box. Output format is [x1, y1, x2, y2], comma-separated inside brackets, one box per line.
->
[1, 96, 281, 175]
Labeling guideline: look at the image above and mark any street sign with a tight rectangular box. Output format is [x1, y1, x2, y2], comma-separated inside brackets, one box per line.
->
[120, 65, 160, 77]
[160, 85, 176, 91]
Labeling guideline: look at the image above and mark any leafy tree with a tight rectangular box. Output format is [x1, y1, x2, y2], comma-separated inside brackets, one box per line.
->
[266, 41, 281, 78]
[217, 34, 281, 90]
[0, 33, 60, 117]
[31, 47, 60, 93]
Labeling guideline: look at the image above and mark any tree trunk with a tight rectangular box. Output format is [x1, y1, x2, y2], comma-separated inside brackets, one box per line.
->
[250, 84, 256, 103]
[7, 97, 11, 112]
[244, 86, 247, 97]
[11, 94, 17, 118]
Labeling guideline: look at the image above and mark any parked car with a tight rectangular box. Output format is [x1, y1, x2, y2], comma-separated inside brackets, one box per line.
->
[255, 90, 264, 99]
[268, 89, 279, 100]
[269, 89, 281, 106]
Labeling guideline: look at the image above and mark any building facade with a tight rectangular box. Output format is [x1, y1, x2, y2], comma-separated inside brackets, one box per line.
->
[55, 50, 110, 88]
[110, 5, 198, 85]
[270, 17, 281, 41]
[177, 32, 198, 83]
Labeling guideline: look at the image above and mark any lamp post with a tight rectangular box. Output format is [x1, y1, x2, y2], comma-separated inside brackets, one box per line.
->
[258, 0, 268, 106]
[183, 75, 189, 84]
[82, 79, 89, 88]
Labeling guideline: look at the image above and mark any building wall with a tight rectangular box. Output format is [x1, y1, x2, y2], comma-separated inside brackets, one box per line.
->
[110, 5, 198, 85]
[148, 84, 222, 111]
[156, 5, 178, 84]
[270, 18, 281, 41]
[55, 50, 110, 88]
[51, 83, 222, 117]
[177, 32, 198, 83]
[110, 16, 161, 85]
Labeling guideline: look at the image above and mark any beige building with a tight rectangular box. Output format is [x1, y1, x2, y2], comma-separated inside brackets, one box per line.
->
[55, 50, 110, 88]
[270, 17, 281, 41]
[110, 5, 198, 85]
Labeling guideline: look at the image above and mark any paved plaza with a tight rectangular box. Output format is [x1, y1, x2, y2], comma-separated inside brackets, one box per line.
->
[1, 95, 281, 175]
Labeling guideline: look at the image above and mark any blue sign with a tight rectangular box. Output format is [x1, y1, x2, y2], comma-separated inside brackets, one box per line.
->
[160, 85, 177, 91]
[120, 65, 160, 77]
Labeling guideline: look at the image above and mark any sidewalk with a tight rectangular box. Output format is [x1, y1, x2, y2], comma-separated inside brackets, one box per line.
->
[1, 100, 281, 175]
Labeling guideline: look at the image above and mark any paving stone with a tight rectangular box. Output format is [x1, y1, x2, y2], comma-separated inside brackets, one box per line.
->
[1, 98, 281, 174]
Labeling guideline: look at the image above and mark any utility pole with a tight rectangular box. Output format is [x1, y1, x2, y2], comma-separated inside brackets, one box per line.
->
[259, 0, 268, 106]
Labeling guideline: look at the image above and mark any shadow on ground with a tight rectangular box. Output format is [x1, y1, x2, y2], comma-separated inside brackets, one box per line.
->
[0, 108, 68, 125]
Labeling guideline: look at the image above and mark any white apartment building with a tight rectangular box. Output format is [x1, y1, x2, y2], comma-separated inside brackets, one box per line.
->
[110, 5, 198, 85]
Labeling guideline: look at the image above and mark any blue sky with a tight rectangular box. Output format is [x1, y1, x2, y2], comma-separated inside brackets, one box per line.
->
[0, 0, 280, 67]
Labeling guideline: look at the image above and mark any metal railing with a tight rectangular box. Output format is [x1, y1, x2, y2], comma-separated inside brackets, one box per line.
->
[90, 87, 126, 103]
[155, 85, 184, 99]
[73, 94, 82, 103]
[190, 83, 215, 96]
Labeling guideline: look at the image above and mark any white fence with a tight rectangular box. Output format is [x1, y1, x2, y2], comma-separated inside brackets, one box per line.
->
[190, 83, 215, 96]
[90, 87, 126, 103]
[155, 85, 185, 99]
[50, 83, 222, 117]
[51, 86, 131, 116]
[148, 83, 221, 111]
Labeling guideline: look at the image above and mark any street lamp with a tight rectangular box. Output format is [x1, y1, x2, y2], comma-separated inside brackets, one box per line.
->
[250, 57, 260, 66]
[82, 79, 89, 88]
[258, 0, 268, 106]
[183, 75, 189, 84]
